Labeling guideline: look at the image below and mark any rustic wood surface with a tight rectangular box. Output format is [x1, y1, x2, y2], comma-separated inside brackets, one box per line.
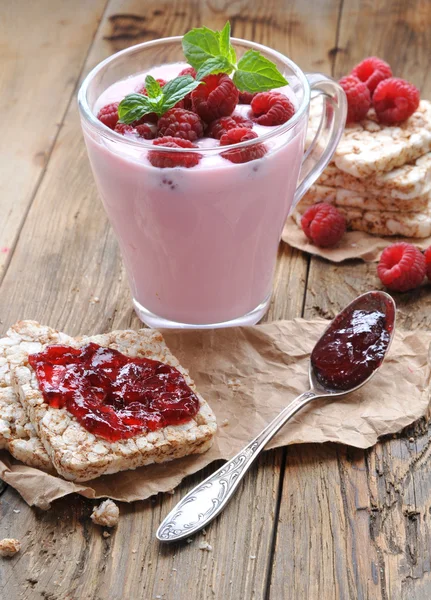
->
[1, 1, 431, 599]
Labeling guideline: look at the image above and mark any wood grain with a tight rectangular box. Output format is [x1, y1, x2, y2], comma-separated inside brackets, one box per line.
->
[0, 0, 107, 279]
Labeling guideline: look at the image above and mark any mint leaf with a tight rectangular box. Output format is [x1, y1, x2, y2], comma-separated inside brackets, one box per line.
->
[219, 21, 236, 67]
[218, 21, 236, 65]
[145, 75, 162, 99]
[161, 76, 201, 110]
[233, 50, 288, 92]
[218, 22, 230, 57]
[196, 56, 232, 80]
[118, 94, 155, 124]
[118, 76, 201, 123]
[182, 22, 287, 92]
[182, 26, 222, 70]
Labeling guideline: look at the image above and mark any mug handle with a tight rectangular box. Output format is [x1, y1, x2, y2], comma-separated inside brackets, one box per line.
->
[293, 73, 347, 207]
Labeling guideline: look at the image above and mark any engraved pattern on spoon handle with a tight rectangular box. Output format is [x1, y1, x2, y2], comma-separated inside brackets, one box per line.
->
[157, 390, 317, 541]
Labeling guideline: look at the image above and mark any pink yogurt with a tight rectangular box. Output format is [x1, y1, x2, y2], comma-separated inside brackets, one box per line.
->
[83, 64, 307, 326]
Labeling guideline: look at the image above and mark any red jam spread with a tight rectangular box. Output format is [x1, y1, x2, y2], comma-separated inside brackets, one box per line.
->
[28, 343, 200, 441]
[311, 293, 395, 391]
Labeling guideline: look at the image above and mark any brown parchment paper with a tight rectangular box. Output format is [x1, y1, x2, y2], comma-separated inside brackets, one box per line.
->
[1, 319, 430, 508]
[282, 217, 431, 263]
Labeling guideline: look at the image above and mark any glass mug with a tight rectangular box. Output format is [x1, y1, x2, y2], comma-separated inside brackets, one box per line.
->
[78, 37, 346, 329]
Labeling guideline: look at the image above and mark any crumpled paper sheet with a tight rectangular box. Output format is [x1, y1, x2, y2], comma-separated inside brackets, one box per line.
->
[282, 217, 431, 263]
[1, 319, 430, 508]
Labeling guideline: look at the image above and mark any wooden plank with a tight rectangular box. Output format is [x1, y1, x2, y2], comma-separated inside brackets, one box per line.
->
[333, 0, 431, 91]
[271, 1, 431, 597]
[296, 260, 431, 600]
[271, 444, 384, 600]
[0, 0, 107, 279]
[0, 0, 318, 598]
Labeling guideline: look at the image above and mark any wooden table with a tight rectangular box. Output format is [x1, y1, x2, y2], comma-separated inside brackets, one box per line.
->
[1, 1, 431, 598]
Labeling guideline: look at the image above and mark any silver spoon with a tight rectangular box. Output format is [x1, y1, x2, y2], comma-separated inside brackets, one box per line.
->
[157, 291, 396, 542]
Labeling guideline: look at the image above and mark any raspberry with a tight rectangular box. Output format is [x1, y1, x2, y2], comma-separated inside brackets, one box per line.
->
[148, 136, 201, 168]
[377, 242, 426, 291]
[135, 123, 156, 139]
[373, 78, 420, 125]
[238, 90, 257, 104]
[179, 66, 196, 78]
[133, 112, 158, 125]
[339, 75, 371, 123]
[207, 114, 253, 139]
[424, 246, 431, 281]
[301, 203, 346, 248]
[220, 128, 267, 164]
[176, 69, 196, 110]
[351, 57, 392, 94]
[157, 108, 204, 142]
[136, 78, 167, 95]
[114, 123, 136, 136]
[191, 74, 239, 123]
[181, 97, 192, 111]
[250, 92, 295, 126]
[97, 102, 120, 130]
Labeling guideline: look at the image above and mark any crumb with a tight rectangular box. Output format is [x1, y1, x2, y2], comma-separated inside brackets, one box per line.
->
[250, 555, 256, 559]
[36, 498, 51, 511]
[102, 531, 111, 539]
[172, 568, 177, 572]
[202, 529, 207, 536]
[221, 419, 229, 427]
[91, 499, 119, 528]
[186, 538, 193, 544]
[226, 377, 241, 391]
[409, 437, 415, 443]
[89, 296, 100, 304]
[13, 509, 20, 514]
[199, 541, 213, 552]
[0, 538, 21, 557]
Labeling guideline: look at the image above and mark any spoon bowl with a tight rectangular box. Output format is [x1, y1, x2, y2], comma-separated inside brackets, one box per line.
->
[309, 290, 396, 396]
[157, 291, 396, 542]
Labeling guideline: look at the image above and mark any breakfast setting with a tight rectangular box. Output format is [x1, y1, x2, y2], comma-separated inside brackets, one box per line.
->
[1, 1, 431, 599]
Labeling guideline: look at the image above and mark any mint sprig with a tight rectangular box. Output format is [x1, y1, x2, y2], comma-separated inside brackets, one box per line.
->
[182, 22, 288, 93]
[118, 75, 201, 124]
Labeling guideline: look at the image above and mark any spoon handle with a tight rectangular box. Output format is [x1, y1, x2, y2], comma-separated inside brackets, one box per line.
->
[156, 390, 317, 542]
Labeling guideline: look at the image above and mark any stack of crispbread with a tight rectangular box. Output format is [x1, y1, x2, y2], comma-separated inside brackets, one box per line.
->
[0, 321, 217, 482]
[294, 100, 431, 238]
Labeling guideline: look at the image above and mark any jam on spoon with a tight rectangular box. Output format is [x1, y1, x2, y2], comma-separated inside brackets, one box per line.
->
[157, 291, 396, 542]
[28, 343, 200, 442]
[311, 291, 395, 391]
